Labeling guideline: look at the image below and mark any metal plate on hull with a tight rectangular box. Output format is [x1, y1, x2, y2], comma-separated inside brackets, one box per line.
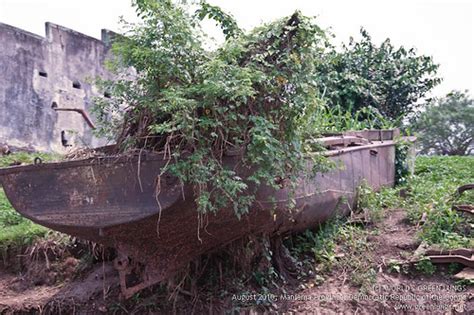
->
[1, 155, 181, 228]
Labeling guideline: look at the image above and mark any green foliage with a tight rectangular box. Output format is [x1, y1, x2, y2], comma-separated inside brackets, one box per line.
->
[0, 187, 48, 253]
[351, 155, 472, 249]
[290, 219, 375, 288]
[413, 90, 473, 156]
[0, 189, 23, 226]
[404, 156, 473, 248]
[303, 103, 396, 134]
[94, 1, 440, 219]
[457, 186, 474, 205]
[415, 258, 436, 276]
[287, 155, 472, 287]
[95, 1, 334, 217]
[387, 260, 403, 274]
[0, 220, 47, 249]
[292, 220, 342, 269]
[356, 181, 400, 222]
[316, 28, 441, 120]
[395, 138, 413, 185]
[195, 1, 242, 39]
[0, 151, 60, 168]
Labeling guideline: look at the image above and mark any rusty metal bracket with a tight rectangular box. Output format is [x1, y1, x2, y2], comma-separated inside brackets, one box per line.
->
[452, 183, 474, 215]
[426, 248, 474, 268]
[453, 204, 474, 215]
[456, 184, 474, 195]
[53, 107, 96, 129]
[427, 184, 473, 267]
[114, 252, 162, 299]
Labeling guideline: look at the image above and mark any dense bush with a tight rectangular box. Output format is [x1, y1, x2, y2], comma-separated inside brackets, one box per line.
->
[315, 29, 441, 120]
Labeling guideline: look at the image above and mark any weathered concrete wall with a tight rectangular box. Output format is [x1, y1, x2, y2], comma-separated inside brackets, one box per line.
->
[0, 22, 113, 153]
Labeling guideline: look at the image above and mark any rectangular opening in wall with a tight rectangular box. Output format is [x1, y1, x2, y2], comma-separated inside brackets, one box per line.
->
[39, 71, 48, 77]
[72, 81, 81, 89]
[104, 91, 111, 98]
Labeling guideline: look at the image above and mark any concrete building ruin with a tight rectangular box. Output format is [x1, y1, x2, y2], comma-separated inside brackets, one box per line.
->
[0, 22, 113, 153]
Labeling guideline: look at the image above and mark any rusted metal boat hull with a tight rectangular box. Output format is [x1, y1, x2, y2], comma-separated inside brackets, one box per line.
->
[0, 131, 400, 297]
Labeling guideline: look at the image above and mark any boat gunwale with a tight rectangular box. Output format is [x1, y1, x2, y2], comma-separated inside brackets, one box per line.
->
[0, 137, 414, 178]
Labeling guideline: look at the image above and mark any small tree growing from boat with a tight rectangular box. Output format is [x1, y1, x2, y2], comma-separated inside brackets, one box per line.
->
[93, 0, 440, 218]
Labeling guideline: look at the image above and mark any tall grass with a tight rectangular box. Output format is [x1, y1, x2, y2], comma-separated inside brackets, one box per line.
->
[308, 104, 399, 133]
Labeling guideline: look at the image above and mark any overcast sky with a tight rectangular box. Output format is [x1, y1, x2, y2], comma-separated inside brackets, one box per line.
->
[0, 0, 472, 97]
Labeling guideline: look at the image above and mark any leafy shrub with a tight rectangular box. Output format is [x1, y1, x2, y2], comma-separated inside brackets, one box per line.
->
[93, 0, 440, 219]
[315, 28, 441, 120]
[95, 1, 337, 217]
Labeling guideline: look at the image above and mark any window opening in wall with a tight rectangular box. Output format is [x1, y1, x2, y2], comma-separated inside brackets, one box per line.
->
[39, 71, 48, 77]
[61, 130, 72, 147]
[72, 81, 81, 89]
[51, 102, 58, 109]
[104, 91, 111, 98]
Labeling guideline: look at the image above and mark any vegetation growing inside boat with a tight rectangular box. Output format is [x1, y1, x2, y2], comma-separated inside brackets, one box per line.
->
[93, 0, 439, 217]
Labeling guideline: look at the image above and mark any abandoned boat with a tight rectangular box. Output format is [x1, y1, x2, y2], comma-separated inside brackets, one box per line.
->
[0, 129, 410, 297]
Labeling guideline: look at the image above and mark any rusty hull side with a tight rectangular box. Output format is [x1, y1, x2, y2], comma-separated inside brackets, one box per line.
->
[0, 139, 396, 296]
[101, 142, 396, 292]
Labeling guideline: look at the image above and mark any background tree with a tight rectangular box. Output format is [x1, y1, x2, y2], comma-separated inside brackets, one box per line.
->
[316, 29, 441, 121]
[414, 90, 473, 155]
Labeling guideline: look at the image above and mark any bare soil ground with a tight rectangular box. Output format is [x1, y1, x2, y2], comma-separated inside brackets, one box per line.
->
[0, 264, 117, 314]
[278, 209, 473, 314]
[0, 208, 472, 314]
